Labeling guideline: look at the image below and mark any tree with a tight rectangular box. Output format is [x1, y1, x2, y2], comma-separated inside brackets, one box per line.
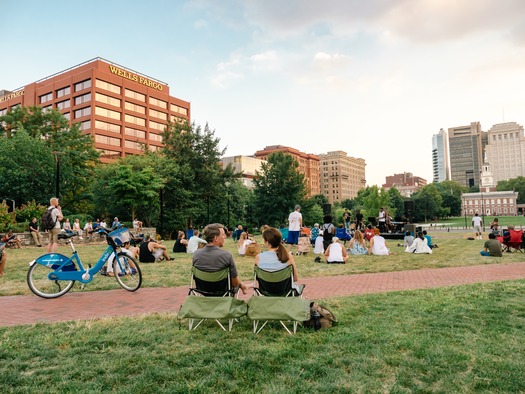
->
[497, 176, 525, 204]
[386, 187, 405, 220]
[161, 121, 227, 231]
[91, 155, 165, 226]
[252, 152, 308, 227]
[0, 106, 99, 212]
[411, 184, 443, 222]
[353, 186, 390, 220]
[435, 180, 467, 216]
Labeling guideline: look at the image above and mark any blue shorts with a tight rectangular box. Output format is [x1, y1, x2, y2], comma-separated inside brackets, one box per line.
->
[287, 231, 300, 245]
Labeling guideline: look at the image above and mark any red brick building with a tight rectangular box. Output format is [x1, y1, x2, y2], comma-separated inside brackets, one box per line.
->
[254, 145, 320, 197]
[382, 172, 427, 197]
[0, 57, 190, 162]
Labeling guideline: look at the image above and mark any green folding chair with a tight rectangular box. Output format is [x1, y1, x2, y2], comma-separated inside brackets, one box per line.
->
[248, 265, 308, 335]
[179, 266, 247, 331]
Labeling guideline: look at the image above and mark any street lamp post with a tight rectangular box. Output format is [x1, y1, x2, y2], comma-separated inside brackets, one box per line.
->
[481, 191, 485, 231]
[52, 151, 64, 198]
[225, 182, 231, 228]
[463, 194, 467, 229]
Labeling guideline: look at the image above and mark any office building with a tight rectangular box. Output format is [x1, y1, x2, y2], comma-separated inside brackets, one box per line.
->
[382, 172, 427, 197]
[448, 122, 487, 188]
[0, 57, 191, 162]
[318, 151, 366, 203]
[254, 145, 320, 197]
[484, 122, 525, 183]
[432, 128, 449, 183]
[221, 155, 266, 189]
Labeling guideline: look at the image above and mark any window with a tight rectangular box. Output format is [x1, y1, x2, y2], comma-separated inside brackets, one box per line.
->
[149, 145, 161, 152]
[125, 89, 145, 102]
[78, 120, 91, 130]
[149, 97, 167, 108]
[95, 79, 121, 94]
[124, 114, 145, 126]
[56, 86, 71, 98]
[149, 120, 166, 131]
[40, 92, 52, 104]
[0, 108, 7, 116]
[170, 115, 186, 124]
[95, 106, 121, 120]
[74, 107, 91, 118]
[75, 79, 92, 92]
[56, 99, 70, 110]
[170, 104, 188, 115]
[149, 108, 167, 120]
[95, 134, 121, 146]
[125, 127, 145, 139]
[97, 148, 120, 159]
[95, 120, 120, 133]
[42, 105, 52, 112]
[125, 101, 145, 114]
[63, 112, 70, 120]
[149, 133, 163, 142]
[74, 93, 91, 105]
[95, 92, 121, 107]
[125, 140, 142, 150]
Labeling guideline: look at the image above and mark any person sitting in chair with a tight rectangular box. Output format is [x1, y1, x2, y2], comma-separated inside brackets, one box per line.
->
[192, 223, 250, 294]
[255, 227, 301, 292]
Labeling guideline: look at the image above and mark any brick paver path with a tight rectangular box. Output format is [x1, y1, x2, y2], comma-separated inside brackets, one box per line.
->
[2, 262, 525, 327]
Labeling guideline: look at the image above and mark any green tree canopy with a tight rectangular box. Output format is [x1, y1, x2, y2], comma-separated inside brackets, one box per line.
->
[411, 183, 443, 222]
[435, 180, 467, 216]
[252, 152, 307, 227]
[497, 176, 525, 204]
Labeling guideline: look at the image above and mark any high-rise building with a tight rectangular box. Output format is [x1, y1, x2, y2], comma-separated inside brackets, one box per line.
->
[448, 122, 487, 189]
[254, 145, 320, 197]
[382, 172, 427, 197]
[318, 151, 366, 203]
[221, 155, 266, 189]
[484, 122, 525, 183]
[0, 57, 190, 162]
[432, 128, 449, 183]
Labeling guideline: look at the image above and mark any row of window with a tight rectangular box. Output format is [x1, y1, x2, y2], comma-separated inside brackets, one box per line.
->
[465, 198, 513, 205]
[94, 134, 163, 146]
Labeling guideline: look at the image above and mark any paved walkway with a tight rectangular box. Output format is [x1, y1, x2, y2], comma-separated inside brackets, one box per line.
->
[2, 262, 525, 327]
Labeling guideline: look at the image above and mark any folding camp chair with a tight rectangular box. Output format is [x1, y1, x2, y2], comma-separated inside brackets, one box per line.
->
[498, 229, 524, 253]
[248, 265, 308, 335]
[179, 266, 247, 331]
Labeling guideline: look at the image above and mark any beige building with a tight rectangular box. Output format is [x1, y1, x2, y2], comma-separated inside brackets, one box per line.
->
[448, 122, 487, 188]
[484, 122, 525, 183]
[221, 155, 266, 189]
[319, 151, 366, 203]
[254, 145, 320, 197]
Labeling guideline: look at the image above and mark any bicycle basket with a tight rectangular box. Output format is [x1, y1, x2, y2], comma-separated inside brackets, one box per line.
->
[108, 228, 131, 246]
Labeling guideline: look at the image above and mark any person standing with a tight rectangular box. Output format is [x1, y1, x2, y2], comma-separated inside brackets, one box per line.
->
[343, 208, 351, 230]
[355, 209, 364, 231]
[377, 208, 387, 233]
[0, 243, 6, 276]
[46, 197, 63, 253]
[472, 213, 483, 239]
[287, 205, 303, 253]
[29, 217, 44, 247]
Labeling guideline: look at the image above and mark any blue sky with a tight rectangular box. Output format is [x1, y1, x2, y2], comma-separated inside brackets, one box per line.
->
[3, 0, 525, 186]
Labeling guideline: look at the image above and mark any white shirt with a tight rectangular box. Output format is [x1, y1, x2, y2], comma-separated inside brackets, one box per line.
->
[187, 235, 207, 253]
[288, 211, 302, 231]
[405, 237, 432, 254]
[472, 216, 483, 227]
[326, 242, 344, 262]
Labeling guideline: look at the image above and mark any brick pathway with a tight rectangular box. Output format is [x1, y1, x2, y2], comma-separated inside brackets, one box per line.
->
[1, 262, 525, 327]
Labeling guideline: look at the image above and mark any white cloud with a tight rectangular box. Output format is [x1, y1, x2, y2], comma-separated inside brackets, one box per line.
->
[193, 19, 208, 29]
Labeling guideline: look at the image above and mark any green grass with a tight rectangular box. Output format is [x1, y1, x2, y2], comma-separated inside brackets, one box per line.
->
[2, 231, 525, 296]
[429, 215, 525, 228]
[1, 281, 524, 393]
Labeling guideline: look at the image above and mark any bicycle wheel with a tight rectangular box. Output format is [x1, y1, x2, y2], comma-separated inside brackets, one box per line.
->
[27, 263, 75, 299]
[113, 253, 142, 292]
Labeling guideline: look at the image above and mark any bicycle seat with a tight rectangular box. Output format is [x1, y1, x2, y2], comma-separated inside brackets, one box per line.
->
[58, 232, 77, 240]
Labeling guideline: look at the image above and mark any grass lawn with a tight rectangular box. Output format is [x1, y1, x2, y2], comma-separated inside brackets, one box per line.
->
[1, 229, 525, 296]
[1, 280, 524, 393]
[428, 215, 525, 229]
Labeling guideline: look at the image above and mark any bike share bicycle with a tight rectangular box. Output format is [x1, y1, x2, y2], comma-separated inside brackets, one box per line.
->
[27, 227, 142, 299]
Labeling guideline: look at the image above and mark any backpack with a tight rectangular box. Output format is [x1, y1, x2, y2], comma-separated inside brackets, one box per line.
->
[41, 208, 57, 231]
[322, 224, 333, 242]
[304, 302, 337, 330]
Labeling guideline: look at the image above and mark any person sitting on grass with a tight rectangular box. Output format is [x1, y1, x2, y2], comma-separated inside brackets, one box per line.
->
[0, 243, 6, 276]
[139, 234, 172, 263]
[2, 230, 21, 249]
[422, 230, 438, 248]
[324, 237, 349, 264]
[405, 232, 432, 254]
[480, 233, 502, 257]
[105, 241, 139, 276]
[173, 230, 188, 253]
[369, 228, 390, 255]
[347, 230, 368, 255]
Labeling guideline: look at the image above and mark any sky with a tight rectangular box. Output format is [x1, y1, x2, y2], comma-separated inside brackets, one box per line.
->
[2, 0, 525, 187]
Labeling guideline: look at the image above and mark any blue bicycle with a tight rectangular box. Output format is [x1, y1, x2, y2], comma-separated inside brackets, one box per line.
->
[27, 227, 142, 299]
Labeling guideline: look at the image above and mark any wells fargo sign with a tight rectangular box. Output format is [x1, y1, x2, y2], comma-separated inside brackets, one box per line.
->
[108, 65, 163, 91]
[0, 90, 24, 103]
